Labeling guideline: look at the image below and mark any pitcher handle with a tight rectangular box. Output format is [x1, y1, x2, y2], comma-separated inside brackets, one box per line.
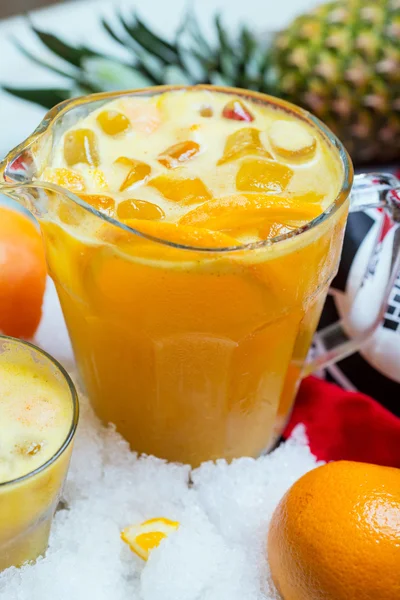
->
[305, 173, 400, 376]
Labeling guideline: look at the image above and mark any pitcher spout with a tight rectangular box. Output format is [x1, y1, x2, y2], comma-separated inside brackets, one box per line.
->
[0, 135, 51, 218]
[0, 180, 52, 220]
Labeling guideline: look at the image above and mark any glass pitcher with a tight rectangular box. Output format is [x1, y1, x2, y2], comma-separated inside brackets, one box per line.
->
[1, 86, 399, 467]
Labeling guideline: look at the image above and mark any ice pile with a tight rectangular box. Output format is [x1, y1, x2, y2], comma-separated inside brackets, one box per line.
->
[0, 380, 320, 600]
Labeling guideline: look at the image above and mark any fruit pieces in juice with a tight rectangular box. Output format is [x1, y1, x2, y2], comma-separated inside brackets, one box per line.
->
[217, 128, 272, 165]
[64, 129, 99, 167]
[85, 167, 109, 191]
[115, 158, 152, 191]
[80, 194, 116, 217]
[97, 110, 131, 136]
[117, 199, 165, 221]
[199, 105, 213, 118]
[149, 174, 212, 205]
[222, 99, 254, 122]
[98, 219, 239, 258]
[179, 192, 324, 231]
[236, 158, 294, 193]
[42, 168, 86, 193]
[120, 98, 161, 134]
[157, 141, 200, 168]
[268, 120, 317, 161]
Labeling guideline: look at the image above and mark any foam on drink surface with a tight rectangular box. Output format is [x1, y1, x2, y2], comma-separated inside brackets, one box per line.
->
[0, 348, 72, 483]
[40, 89, 343, 245]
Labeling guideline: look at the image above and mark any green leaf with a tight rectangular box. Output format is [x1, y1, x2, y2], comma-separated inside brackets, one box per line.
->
[209, 72, 231, 86]
[81, 57, 152, 91]
[29, 23, 101, 68]
[119, 13, 179, 65]
[101, 18, 128, 48]
[163, 65, 193, 85]
[176, 47, 207, 82]
[180, 9, 213, 60]
[236, 26, 260, 87]
[2, 86, 72, 109]
[135, 14, 180, 61]
[214, 15, 237, 80]
[12, 37, 78, 78]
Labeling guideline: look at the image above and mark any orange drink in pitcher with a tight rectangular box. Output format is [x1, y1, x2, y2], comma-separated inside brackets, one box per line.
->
[36, 87, 346, 465]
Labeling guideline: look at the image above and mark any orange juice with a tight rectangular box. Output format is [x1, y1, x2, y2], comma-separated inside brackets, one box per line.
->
[38, 88, 347, 466]
[0, 337, 77, 571]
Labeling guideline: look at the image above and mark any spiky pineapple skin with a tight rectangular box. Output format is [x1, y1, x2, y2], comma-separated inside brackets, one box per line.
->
[273, 0, 400, 163]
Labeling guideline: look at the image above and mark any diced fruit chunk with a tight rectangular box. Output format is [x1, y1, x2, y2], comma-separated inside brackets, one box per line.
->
[14, 440, 43, 457]
[42, 167, 86, 193]
[149, 174, 212, 204]
[179, 192, 324, 231]
[80, 194, 116, 217]
[117, 199, 165, 221]
[217, 128, 272, 165]
[222, 99, 254, 122]
[115, 158, 152, 191]
[269, 120, 317, 160]
[97, 110, 130, 136]
[199, 105, 213, 117]
[236, 159, 294, 193]
[158, 141, 200, 168]
[115, 156, 135, 168]
[64, 128, 99, 167]
[86, 168, 109, 191]
[121, 518, 180, 561]
[120, 99, 161, 133]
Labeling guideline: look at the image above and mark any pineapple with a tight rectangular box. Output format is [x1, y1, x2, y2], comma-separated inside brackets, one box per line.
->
[273, 0, 400, 162]
[3, 0, 400, 164]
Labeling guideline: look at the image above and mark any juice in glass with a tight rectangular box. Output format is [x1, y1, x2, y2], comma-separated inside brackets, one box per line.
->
[0, 337, 78, 571]
[34, 87, 347, 466]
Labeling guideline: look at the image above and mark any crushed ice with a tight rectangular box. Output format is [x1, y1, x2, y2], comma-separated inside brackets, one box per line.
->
[0, 376, 320, 600]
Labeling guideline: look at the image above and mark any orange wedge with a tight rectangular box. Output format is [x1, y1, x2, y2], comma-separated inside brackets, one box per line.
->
[121, 517, 180, 560]
[117, 219, 239, 249]
[41, 167, 86, 193]
[179, 193, 324, 231]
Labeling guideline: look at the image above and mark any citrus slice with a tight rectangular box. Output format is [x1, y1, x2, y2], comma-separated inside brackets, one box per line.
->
[179, 192, 324, 231]
[121, 517, 180, 560]
[41, 167, 86, 193]
[123, 219, 239, 248]
[269, 120, 317, 160]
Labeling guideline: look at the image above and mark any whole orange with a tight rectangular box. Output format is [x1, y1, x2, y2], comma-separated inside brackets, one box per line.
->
[0, 206, 47, 338]
[268, 461, 400, 600]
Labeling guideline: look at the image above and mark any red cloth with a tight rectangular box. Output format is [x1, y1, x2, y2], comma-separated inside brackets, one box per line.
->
[283, 376, 400, 468]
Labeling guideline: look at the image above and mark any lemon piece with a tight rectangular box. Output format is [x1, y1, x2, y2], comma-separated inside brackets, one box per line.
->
[269, 120, 317, 160]
[121, 517, 180, 561]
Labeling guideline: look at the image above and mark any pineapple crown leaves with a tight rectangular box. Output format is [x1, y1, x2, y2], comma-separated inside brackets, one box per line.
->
[2, 9, 273, 109]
